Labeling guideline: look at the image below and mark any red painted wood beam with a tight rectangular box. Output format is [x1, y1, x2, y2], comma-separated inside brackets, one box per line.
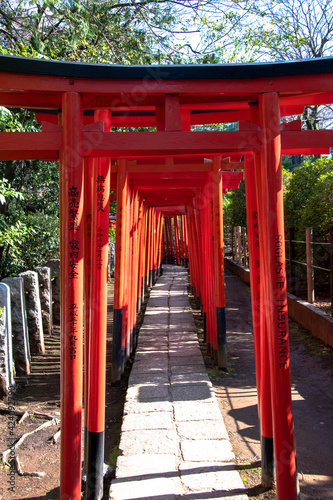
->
[143, 199, 193, 207]
[157, 209, 186, 215]
[83, 130, 261, 156]
[281, 129, 333, 149]
[2, 70, 333, 98]
[0, 150, 59, 160]
[126, 161, 244, 178]
[0, 129, 331, 161]
[129, 172, 208, 180]
[127, 163, 213, 172]
[0, 131, 62, 150]
[0, 93, 62, 108]
[131, 180, 205, 189]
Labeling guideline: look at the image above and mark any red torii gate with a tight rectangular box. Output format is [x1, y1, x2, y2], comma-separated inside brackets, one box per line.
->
[1, 54, 333, 500]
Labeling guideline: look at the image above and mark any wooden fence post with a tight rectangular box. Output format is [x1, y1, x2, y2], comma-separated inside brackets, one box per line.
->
[236, 226, 241, 264]
[306, 227, 314, 303]
[329, 226, 333, 316]
[242, 227, 247, 267]
[289, 228, 296, 295]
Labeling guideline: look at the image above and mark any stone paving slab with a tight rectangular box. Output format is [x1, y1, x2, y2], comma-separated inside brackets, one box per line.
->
[109, 265, 248, 500]
[122, 411, 174, 431]
[128, 372, 169, 386]
[180, 439, 235, 462]
[124, 400, 173, 414]
[170, 373, 212, 386]
[126, 384, 170, 402]
[116, 454, 178, 478]
[170, 383, 215, 403]
[179, 462, 248, 499]
[176, 420, 229, 440]
[173, 401, 224, 422]
[119, 429, 179, 455]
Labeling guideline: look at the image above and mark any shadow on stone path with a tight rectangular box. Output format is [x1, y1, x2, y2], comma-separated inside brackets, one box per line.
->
[109, 265, 248, 500]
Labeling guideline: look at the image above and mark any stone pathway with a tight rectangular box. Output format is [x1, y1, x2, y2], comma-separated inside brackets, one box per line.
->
[109, 265, 248, 500]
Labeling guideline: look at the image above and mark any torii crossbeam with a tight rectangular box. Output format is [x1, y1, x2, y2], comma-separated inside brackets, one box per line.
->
[1, 54, 333, 500]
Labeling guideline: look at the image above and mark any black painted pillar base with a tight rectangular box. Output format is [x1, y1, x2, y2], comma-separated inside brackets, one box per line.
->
[121, 348, 126, 376]
[84, 426, 88, 475]
[137, 296, 142, 313]
[111, 308, 123, 383]
[129, 328, 133, 357]
[131, 324, 137, 354]
[261, 435, 274, 488]
[216, 306, 227, 370]
[203, 312, 207, 343]
[85, 430, 105, 500]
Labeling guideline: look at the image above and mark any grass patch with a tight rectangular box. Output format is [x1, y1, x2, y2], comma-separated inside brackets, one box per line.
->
[108, 444, 120, 470]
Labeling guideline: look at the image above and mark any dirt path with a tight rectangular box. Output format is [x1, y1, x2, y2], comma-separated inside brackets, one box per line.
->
[1, 270, 332, 499]
[198, 270, 333, 500]
[0, 284, 128, 500]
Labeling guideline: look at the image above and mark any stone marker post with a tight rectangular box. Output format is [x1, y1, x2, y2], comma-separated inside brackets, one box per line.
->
[19, 271, 45, 355]
[35, 266, 53, 336]
[0, 283, 15, 397]
[45, 259, 60, 325]
[2, 277, 30, 376]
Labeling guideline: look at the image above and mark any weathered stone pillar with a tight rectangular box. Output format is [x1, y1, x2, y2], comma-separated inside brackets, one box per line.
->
[35, 266, 53, 336]
[108, 241, 115, 281]
[0, 283, 15, 397]
[1, 277, 30, 376]
[19, 271, 45, 355]
[45, 259, 60, 325]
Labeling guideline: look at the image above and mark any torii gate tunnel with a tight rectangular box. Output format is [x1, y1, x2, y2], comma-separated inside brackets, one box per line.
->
[1, 54, 333, 499]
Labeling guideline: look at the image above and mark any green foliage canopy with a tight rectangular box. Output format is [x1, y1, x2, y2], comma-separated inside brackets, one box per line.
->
[284, 157, 333, 240]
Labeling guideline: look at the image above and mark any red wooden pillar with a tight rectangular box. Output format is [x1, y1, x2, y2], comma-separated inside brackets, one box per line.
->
[142, 207, 148, 294]
[163, 220, 169, 263]
[125, 187, 133, 360]
[195, 199, 204, 306]
[168, 216, 174, 263]
[131, 189, 139, 353]
[245, 152, 274, 486]
[188, 204, 197, 295]
[83, 157, 93, 476]
[183, 214, 189, 266]
[212, 156, 227, 370]
[151, 210, 156, 284]
[123, 183, 130, 367]
[112, 159, 127, 383]
[179, 216, 184, 265]
[208, 182, 217, 359]
[192, 200, 201, 305]
[60, 92, 84, 500]
[198, 197, 208, 344]
[156, 211, 163, 276]
[85, 109, 111, 499]
[185, 208, 195, 289]
[159, 213, 164, 273]
[174, 215, 181, 265]
[145, 208, 152, 290]
[258, 92, 298, 500]
[136, 199, 144, 310]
